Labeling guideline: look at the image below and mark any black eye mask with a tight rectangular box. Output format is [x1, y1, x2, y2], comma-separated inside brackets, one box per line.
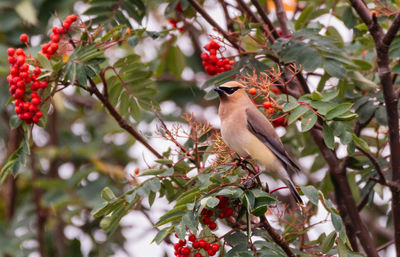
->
[219, 86, 241, 95]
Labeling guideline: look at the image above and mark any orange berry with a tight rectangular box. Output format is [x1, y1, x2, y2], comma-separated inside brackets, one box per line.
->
[249, 88, 257, 95]
[134, 168, 139, 175]
[263, 101, 272, 109]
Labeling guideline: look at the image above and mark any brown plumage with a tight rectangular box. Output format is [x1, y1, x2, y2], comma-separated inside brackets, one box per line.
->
[215, 81, 303, 204]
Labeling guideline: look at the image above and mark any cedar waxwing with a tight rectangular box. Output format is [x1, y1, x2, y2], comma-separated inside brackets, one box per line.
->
[214, 81, 303, 204]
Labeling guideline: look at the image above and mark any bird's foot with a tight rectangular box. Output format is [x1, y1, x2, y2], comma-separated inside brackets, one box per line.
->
[240, 171, 263, 189]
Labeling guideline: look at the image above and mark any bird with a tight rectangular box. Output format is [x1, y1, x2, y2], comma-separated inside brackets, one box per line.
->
[214, 81, 303, 204]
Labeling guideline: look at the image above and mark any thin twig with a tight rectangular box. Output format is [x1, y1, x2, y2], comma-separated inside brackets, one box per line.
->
[188, 0, 244, 51]
[260, 215, 296, 257]
[273, 0, 291, 36]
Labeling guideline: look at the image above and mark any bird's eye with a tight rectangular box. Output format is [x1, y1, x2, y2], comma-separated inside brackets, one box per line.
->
[220, 86, 240, 95]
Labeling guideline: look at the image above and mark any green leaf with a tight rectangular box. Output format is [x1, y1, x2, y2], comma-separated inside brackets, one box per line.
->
[37, 52, 52, 70]
[325, 103, 352, 120]
[324, 59, 346, 78]
[174, 221, 186, 239]
[301, 112, 317, 132]
[101, 187, 116, 201]
[166, 46, 185, 79]
[311, 91, 323, 101]
[347, 71, 378, 90]
[201, 67, 240, 89]
[15, 0, 38, 25]
[375, 106, 387, 125]
[310, 101, 336, 115]
[331, 212, 346, 240]
[282, 99, 299, 112]
[295, 4, 314, 30]
[323, 123, 335, 150]
[152, 226, 173, 244]
[337, 238, 349, 257]
[321, 231, 336, 253]
[288, 105, 309, 125]
[352, 134, 370, 153]
[206, 197, 220, 208]
[9, 115, 21, 129]
[301, 185, 319, 205]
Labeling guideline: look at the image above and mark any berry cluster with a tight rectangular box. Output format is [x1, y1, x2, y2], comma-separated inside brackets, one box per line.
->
[169, 19, 184, 32]
[199, 196, 234, 230]
[272, 117, 288, 128]
[40, 14, 77, 59]
[173, 233, 220, 257]
[7, 43, 46, 124]
[201, 40, 234, 76]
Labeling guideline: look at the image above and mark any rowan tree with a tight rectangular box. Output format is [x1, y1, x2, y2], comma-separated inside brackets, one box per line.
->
[0, 0, 399, 257]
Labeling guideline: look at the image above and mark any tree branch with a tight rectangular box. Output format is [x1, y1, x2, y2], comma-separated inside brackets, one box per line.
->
[188, 0, 244, 51]
[260, 216, 296, 257]
[249, 0, 280, 39]
[356, 146, 386, 184]
[236, 0, 275, 42]
[86, 79, 163, 159]
[383, 12, 400, 46]
[273, 0, 290, 36]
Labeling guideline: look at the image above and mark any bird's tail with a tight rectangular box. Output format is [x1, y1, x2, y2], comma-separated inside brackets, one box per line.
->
[284, 179, 303, 205]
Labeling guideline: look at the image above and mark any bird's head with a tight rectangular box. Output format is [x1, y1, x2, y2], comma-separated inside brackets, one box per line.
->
[214, 81, 248, 102]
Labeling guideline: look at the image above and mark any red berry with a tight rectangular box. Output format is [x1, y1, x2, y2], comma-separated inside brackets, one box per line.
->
[20, 72, 28, 78]
[51, 43, 59, 51]
[15, 88, 24, 98]
[67, 14, 77, 22]
[204, 43, 211, 51]
[194, 253, 203, 257]
[50, 33, 60, 43]
[210, 56, 218, 64]
[63, 20, 71, 29]
[249, 88, 257, 95]
[15, 48, 25, 56]
[224, 208, 233, 217]
[20, 33, 28, 43]
[15, 106, 21, 114]
[17, 56, 25, 66]
[209, 49, 216, 56]
[52, 27, 58, 34]
[36, 111, 43, 118]
[211, 40, 220, 49]
[7, 48, 15, 56]
[174, 243, 180, 250]
[208, 222, 217, 230]
[192, 241, 199, 249]
[201, 216, 211, 225]
[34, 67, 41, 75]
[31, 97, 41, 106]
[10, 66, 18, 76]
[8, 56, 16, 64]
[203, 242, 210, 250]
[211, 244, 219, 251]
[208, 249, 216, 256]
[188, 234, 196, 242]
[179, 239, 186, 246]
[40, 81, 48, 88]
[224, 65, 231, 71]
[41, 43, 50, 53]
[182, 247, 190, 255]
[218, 212, 225, 219]
[20, 64, 29, 72]
[201, 52, 209, 60]
[32, 116, 40, 123]
[56, 27, 66, 34]
[198, 240, 206, 249]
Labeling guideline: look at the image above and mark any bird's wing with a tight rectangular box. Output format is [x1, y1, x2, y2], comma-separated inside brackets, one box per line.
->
[245, 107, 300, 172]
